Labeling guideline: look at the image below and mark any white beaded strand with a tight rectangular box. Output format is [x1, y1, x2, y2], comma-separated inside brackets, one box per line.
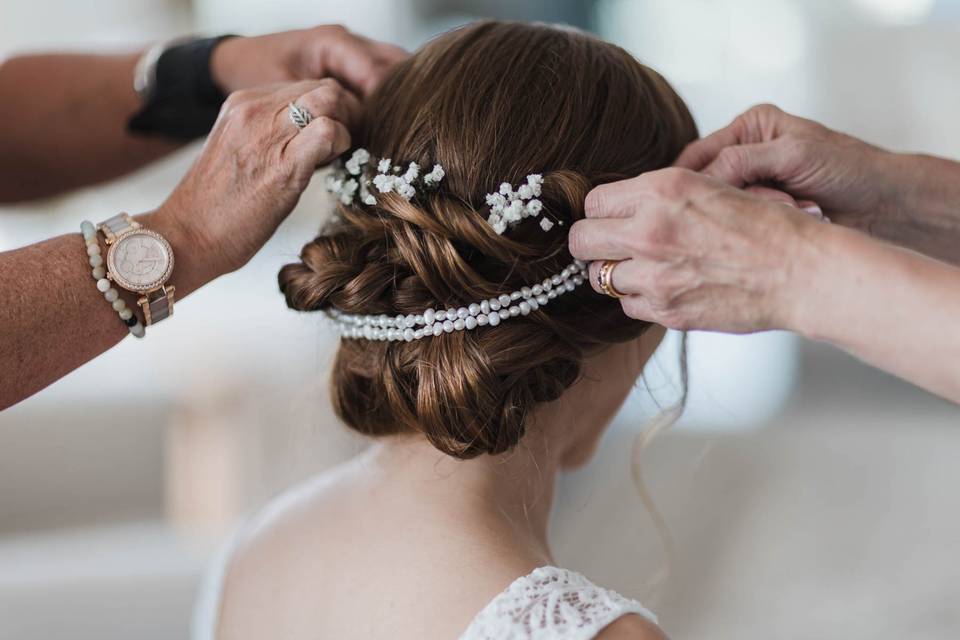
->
[324, 259, 588, 342]
[81, 220, 145, 339]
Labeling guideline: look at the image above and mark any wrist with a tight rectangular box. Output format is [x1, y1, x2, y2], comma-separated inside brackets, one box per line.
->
[209, 35, 244, 94]
[876, 151, 925, 223]
[774, 215, 841, 338]
[138, 207, 220, 297]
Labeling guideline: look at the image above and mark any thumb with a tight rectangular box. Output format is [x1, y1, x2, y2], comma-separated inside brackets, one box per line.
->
[701, 140, 791, 188]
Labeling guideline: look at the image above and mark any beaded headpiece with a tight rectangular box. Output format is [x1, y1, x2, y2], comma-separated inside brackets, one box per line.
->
[321, 149, 587, 342]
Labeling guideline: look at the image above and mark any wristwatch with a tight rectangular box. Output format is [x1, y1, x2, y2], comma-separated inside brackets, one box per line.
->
[98, 213, 176, 326]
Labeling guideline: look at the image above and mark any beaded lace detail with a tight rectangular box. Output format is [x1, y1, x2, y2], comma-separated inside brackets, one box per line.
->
[459, 566, 657, 640]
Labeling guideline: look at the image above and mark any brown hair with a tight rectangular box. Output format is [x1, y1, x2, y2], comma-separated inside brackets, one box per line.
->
[279, 21, 696, 459]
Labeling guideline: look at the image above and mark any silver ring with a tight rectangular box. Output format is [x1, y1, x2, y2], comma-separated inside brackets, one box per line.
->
[288, 102, 314, 130]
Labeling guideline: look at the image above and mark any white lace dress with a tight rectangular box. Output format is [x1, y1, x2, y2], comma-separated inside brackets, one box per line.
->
[194, 558, 656, 640]
[459, 566, 657, 639]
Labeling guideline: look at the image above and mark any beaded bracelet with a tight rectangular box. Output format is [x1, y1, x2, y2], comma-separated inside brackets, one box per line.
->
[80, 220, 146, 338]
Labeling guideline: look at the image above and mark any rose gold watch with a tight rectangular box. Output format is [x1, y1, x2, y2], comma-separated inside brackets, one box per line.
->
[98, 213, 176, 326]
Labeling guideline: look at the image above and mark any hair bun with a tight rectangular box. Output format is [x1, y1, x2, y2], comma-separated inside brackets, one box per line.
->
[278, 20, 696, 459]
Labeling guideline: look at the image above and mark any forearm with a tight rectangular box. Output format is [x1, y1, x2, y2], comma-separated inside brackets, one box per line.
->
[790, 223, 960, 403]
[0, 53, 180, 202]
[0, 210, 212, 410]
[870, 152, 960, 265]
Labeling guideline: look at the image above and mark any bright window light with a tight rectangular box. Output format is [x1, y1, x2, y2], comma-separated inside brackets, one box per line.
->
[851, 0, 937, 24]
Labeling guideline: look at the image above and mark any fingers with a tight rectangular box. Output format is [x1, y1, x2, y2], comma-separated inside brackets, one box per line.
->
[242, 79, 356, 169]
[701, 141, 795, 188]
[586, 259, 641, 297]
[674, 103, 789, 171]
[744, 185, 799, 207]
[312, 26, 409, 97]
[568, 219, 638, 262]
[584, 167, 708, 219]
[291, 78, 363, 131]
[287, 115, 352, 168]
[619, 296, 664, 325]
[584, 261, 685, 327]
[674, 122, 747, 172]
[362, 35, 410, 67]
[584, 177, 644, 219]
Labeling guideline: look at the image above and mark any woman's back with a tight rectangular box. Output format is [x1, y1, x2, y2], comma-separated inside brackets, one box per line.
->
[206, 444, 665, 640]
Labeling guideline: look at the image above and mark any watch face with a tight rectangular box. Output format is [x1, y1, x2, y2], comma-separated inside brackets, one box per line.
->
[107, 230, 174, 291]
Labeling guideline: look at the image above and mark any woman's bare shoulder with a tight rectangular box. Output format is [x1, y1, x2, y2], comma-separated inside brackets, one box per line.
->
[595, 613, 669, 640]
[214, 466, 362, 638]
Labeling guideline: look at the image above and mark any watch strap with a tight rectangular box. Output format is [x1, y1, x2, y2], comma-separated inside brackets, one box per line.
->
[98, 212, 140, 243]
[141, 286, 176, 325]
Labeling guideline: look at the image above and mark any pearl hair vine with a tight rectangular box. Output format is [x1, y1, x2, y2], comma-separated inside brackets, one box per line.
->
[324, 148, 560, 235]
[324, 259, 589, 342]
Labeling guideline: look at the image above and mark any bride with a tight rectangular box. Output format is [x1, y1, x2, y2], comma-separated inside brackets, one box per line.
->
[196, 20, 696, 639]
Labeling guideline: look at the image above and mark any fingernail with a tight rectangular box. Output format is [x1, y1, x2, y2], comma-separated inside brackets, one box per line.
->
[803, 206, 831, 223]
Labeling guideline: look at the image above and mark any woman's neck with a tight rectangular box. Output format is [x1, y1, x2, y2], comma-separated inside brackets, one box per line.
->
[363, 429, 562, 565]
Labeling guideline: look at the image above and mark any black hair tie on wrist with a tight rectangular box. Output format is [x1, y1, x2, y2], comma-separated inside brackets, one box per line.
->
[128, 35, 236, 141]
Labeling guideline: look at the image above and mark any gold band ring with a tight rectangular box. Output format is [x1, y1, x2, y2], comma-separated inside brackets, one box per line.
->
[597, 260, 626, 298]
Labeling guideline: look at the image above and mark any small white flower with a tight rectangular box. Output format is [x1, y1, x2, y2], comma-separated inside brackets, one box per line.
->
[527, 174, 543, 196]
[378, 158, 392, 173]
[503, 200, 525, 223]
[404, 162, 420, 182]
[345, 148, 370, 176]
[340, 178, 359, 204]
[373, 173, 394, 193]
[539, 217, 555, 232]
[353, 148, 370, 165]
[485, 193, 507, 210]
[359, 179, 375, 206]
[483, 174, 548, 234]
[487, 213, 507, 235]
[397, 182, 416, 200]
[424, 164, 445, 186]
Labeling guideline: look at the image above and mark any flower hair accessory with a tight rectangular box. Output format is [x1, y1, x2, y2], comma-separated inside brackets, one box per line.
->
[324, 149, 557, 236]
[485, 175, 556, 235]
[326, 148, 444, 206]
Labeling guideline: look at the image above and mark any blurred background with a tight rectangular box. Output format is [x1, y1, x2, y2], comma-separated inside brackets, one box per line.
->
[1, 0, 958, 638]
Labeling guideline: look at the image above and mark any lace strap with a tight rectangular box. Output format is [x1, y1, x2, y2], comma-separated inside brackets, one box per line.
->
[459, 566, 658, 640]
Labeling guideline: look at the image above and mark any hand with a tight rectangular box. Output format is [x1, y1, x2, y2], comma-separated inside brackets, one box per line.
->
[675, 104, 900, 232]
[153, 78, 360, 287]
[568, 168, 826, 333]
[210, 25, 408, 97]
